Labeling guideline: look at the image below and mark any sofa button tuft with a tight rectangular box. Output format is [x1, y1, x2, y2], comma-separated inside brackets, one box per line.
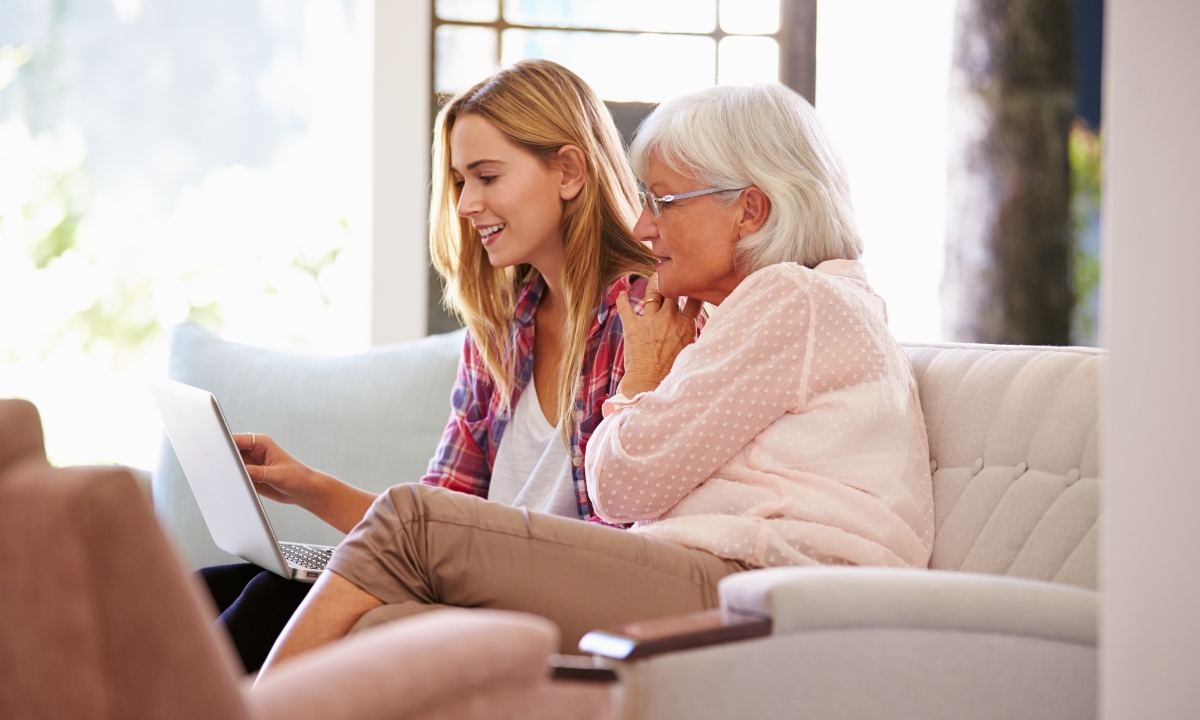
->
[972, 458, 984, 474]
[1016, 462, 1028, 475]
[1065, 468, 1081, 485]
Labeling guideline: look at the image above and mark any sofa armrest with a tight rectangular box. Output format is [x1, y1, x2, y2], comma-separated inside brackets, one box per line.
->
[246, 610, 557, 720]
[578, 609, 771, 660]
[719, 566, 1096, 645]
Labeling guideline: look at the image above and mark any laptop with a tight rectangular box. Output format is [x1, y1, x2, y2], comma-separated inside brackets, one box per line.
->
[150, 379, 335, 583]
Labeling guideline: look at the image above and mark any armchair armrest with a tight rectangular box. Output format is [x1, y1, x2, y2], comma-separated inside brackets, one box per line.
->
[246, 609, 557, 720]
[578, 568, 1094, 664]
[720, 566, 1096, 645]
[578, 609, 771, 660]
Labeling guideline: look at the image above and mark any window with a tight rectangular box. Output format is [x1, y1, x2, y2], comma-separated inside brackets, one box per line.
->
[0, 1, 372, 467]
[434, 0, 788, 104]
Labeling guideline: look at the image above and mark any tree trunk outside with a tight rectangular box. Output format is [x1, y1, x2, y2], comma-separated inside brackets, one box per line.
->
[944, 0, 1075, 345]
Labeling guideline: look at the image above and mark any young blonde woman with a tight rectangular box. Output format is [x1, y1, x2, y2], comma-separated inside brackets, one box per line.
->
[201, 59, 658, 673]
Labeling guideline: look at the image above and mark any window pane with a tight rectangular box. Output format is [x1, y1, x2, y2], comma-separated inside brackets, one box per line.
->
[718, 36, 779, 85]
[435, 25, 499, 95]
[1, 1, 372, 468]
[503, 0, 716, 34]
[719, 0, 780, 35]
[436, 0, 500, 23]
[502, 29, 715, 102]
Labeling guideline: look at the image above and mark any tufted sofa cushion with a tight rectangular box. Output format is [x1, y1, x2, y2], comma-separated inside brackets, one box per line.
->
[903, 343, 1101, 590]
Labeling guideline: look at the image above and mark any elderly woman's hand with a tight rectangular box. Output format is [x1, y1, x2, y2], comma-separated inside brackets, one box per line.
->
[615, 274, 704, 396]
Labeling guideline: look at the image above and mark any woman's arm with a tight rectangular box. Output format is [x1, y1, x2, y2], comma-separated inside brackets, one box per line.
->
[237, 333, 495, 535]
[587, 265, 812, 523]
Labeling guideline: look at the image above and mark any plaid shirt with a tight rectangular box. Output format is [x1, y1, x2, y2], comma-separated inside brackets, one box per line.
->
[420, 274, 649, 520]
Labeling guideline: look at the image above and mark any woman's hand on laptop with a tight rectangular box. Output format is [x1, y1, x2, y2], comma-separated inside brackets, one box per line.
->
[232, 433, 378, 535]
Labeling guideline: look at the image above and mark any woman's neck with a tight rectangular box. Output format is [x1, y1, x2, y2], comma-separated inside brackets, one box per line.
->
[528, 240, 566, 318]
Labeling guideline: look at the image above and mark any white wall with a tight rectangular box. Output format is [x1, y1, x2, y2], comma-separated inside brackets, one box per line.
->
[815, 0, 956, 343]
[1100, 1, 1200, 717]
[371, 0, 431, 345]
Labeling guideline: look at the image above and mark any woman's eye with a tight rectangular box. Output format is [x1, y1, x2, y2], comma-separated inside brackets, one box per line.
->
[480, 175, 497, 185]
[453, 180, 464, 190]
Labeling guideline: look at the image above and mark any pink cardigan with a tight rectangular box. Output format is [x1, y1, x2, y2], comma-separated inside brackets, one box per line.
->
[585, 260, 934, 569]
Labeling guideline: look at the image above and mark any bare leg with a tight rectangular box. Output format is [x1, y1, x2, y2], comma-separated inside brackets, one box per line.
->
[255, 570, 382, 682]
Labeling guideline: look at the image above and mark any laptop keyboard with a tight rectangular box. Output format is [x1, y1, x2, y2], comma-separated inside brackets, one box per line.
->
[280, 543, 334, 571]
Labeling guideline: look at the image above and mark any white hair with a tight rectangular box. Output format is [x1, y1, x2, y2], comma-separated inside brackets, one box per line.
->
[630, 84, 863, 272]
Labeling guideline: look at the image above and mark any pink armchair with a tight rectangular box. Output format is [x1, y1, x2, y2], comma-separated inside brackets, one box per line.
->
[0, 399, 613, 720]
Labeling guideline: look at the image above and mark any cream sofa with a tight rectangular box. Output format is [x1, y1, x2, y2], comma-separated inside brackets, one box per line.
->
[154, 325, 1099, 719]
[584, 342, 1100, 720]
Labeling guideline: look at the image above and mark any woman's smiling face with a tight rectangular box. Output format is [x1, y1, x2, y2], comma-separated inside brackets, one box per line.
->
[450, 114, 576, 271]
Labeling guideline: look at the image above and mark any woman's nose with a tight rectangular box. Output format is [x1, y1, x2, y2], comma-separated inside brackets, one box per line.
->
[632, 205, 658, 242]
[456, 183, 481, 217]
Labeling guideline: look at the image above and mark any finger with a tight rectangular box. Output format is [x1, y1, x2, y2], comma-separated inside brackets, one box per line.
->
[233, 432, 254, 450]
[616, 291, 639, 325]
[252, 480, 285, 502]
[646, 273, 660, 298]
[681, 296, 704, 320]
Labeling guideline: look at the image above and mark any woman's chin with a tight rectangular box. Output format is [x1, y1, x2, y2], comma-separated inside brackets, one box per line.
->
[654, 270, 683, 300]
[483, 246, 518, 269]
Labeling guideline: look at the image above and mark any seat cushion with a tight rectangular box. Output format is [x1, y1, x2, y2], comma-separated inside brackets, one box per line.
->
[903, 343, 1101, 589]
[153, 323, 464, 569]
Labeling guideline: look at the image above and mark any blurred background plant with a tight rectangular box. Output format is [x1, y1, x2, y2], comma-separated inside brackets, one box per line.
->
[1070, 119, 1102, 346]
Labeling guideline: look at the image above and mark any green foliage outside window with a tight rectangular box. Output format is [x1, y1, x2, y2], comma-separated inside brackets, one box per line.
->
[1070, 120, 1102, 346]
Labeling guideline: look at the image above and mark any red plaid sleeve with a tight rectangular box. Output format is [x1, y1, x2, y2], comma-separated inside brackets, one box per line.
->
[419, 330, 494, 498]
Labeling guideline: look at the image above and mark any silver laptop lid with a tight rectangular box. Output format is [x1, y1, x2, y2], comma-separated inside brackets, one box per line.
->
[150, 379, 290, 577]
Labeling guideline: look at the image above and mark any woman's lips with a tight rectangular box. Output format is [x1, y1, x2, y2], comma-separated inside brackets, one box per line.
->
[481, 227, 504, 247]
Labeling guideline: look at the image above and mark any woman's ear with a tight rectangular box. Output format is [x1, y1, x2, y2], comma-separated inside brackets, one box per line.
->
[556, 144, 587, 201]
[737, 186, 771, 238]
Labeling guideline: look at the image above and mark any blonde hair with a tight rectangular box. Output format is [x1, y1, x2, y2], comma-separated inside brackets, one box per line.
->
[631, 84, 863, 271]
[430, 59, 655, 444]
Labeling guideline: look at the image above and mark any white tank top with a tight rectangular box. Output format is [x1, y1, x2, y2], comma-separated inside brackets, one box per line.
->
[487, 379, 578, 518]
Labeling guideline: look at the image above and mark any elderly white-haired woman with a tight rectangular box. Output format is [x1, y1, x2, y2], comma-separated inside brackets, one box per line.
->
[257, 84, 933, 677]
[592, 82, 933, 568]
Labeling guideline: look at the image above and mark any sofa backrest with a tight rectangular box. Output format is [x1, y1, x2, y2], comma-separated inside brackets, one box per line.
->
[903, 343, 1101, 590]
[155, 323, 465, 570]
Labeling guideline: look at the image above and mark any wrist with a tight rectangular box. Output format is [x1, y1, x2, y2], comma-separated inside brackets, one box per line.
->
[303, 469, 344, 516]
[619, 373, 660, 397]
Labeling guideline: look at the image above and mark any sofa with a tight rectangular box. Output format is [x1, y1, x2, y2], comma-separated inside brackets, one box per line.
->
[581, 342, 1100, 720]
[154, 324, 1100, 719]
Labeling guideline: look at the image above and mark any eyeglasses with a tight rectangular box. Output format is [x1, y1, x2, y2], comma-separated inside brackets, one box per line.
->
[638, 186, 748, 218]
